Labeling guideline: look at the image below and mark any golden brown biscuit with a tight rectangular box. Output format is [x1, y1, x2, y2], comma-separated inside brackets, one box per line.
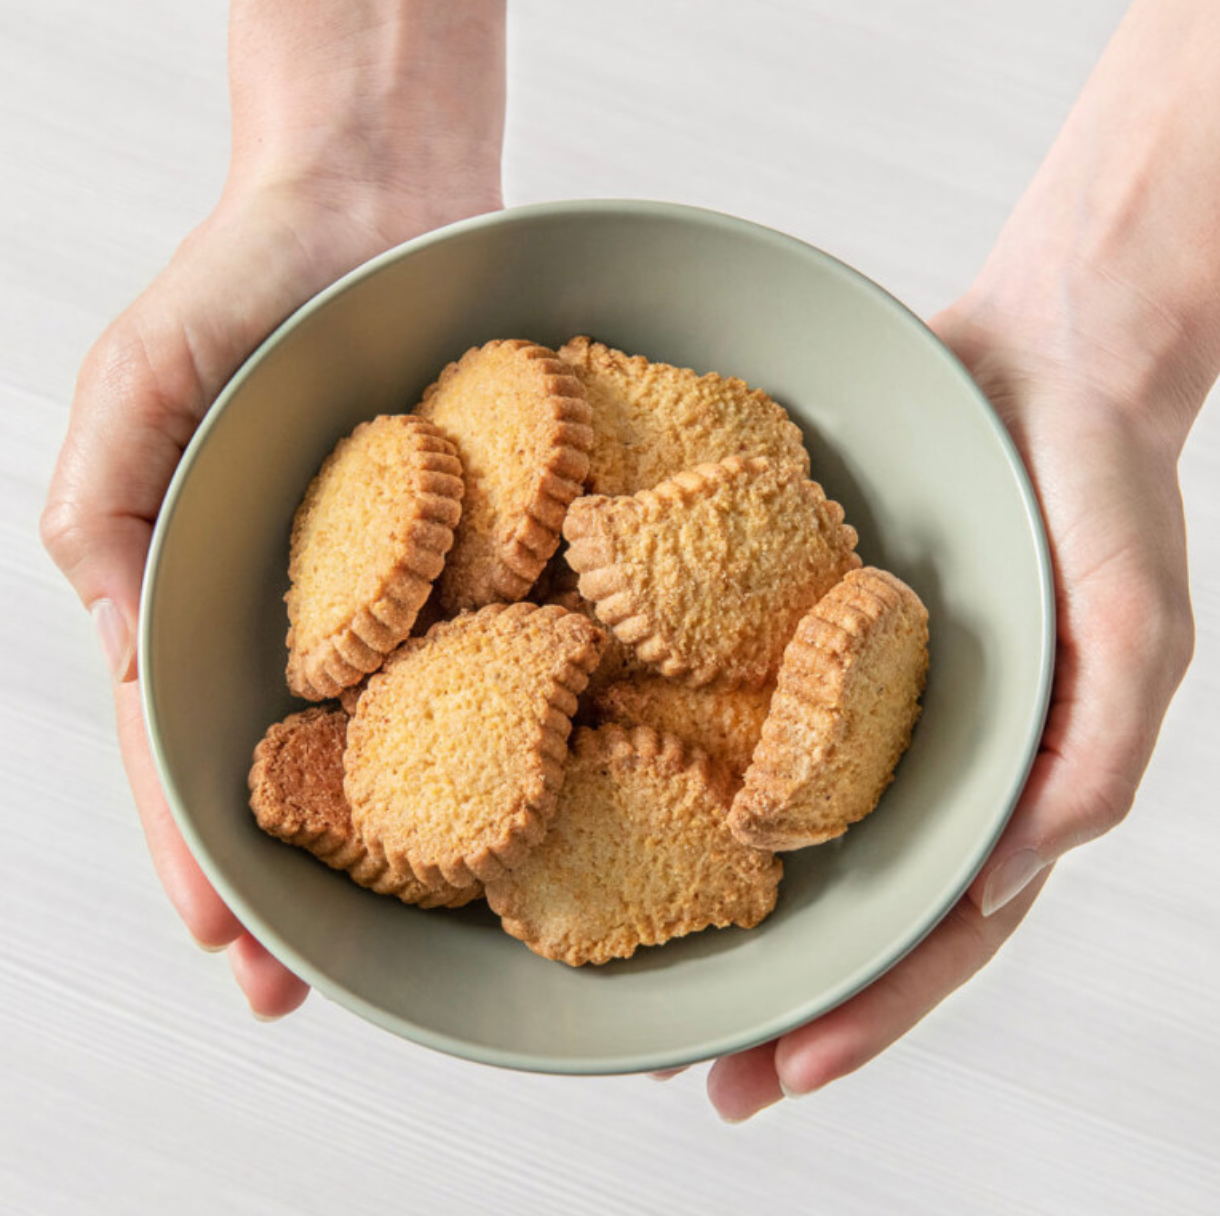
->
[335, 594, 448, 716]
[285, 415, 464, 701]
[414, 340, 593, 613]
[484, 724, 782, 966]
[729, 567, 929, 850]
[558, 335, 810, 496]
[564, 454, 860, 687]
[344, 603, 604, 888]
[591, 675, 775, 779]
[248, 708, 478, 908]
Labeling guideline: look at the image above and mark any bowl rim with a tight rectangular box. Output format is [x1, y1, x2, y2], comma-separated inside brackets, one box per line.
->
[139, 198, 1056, 1074]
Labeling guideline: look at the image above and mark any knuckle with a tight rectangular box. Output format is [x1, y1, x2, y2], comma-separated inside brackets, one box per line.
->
[78, 323, 157, 411]
[945, 898, 1005, 963]
[77, 310, 200, 440]
[43, 326, 163, 578]
[1132, 572, 1195, 688]
[1066, 771, 1135, 846]
[1165, 603, 1196, 685]
[39, 493, 86, 570]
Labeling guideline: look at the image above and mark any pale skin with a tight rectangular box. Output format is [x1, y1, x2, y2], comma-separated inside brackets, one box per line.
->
[42, 0, 1218, 1117]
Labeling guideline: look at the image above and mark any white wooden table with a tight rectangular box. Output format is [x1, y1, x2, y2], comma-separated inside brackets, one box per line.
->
[3, 2, 1217, 1212]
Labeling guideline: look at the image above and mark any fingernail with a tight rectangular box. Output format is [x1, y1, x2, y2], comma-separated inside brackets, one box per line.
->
[779, 1078, 814, 1099]
[981, 848, 1047, 917]
[194, 938, 227, 954]
[649, 1067, 687, 1081]
[718, 1096, 782, 1124]
[251, 1009, 284, 1023]
[91, 598, 134, 682]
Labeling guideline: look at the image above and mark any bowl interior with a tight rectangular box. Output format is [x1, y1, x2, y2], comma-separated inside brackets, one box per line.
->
[141, 201, 1052, 1073]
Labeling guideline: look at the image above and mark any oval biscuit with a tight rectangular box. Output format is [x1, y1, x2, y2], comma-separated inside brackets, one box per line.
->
[728, 567, 930, 850]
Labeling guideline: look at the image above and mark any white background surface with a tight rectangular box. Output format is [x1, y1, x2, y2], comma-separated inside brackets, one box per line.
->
[3, 1, 1218, 1212]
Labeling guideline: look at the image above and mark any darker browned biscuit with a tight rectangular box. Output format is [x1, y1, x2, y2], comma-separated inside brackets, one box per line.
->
[248, 708, 478, 908]
[345, 603, 605, 889]
[285, 414, 464, 701]
[415, 340, 593, 613]
[728, 567, 929, 850]
[484, 724, 782, 966]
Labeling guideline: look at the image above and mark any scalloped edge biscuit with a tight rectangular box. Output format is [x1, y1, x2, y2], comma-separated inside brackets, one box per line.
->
[285, 414, 464, 701]
[558, 335, 810, 496]
[484, 723, 782, 966]
[248, 707, 479, 909]
[563, 454, 860, 687]
[728, 567, 929, 850]
[543, 588, 641, 705]
[590, 675, 775, 779]
[415, 340, 593, 613]
[344, 602, 605, 888]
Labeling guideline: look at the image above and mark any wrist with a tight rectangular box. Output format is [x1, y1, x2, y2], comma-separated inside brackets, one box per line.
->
[225, 0, 504, 232]
[955, 217, 1216, 459]
[954, 0, 1220, 453]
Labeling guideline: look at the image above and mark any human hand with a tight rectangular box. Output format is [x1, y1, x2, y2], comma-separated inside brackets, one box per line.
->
[700, 0, 1220, 1119]
[701, 281, 1202, 1121]
[41, 0, 505, 1017]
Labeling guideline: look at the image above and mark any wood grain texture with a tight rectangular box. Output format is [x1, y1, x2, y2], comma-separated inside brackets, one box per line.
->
[3, 0, 1218, 1213]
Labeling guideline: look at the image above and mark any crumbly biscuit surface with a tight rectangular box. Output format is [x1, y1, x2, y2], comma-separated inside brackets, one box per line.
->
[264, 338, 933, 961]
[484, 724, 781, 966]
[248, 708, 478, 908]
[344, 603, 603, 888]
[729, 567, 929, 850]
[415, 340, 593, 613]
[558, 336, 809, 496]
[285, 414, 464, 701]
[591, 675, 775, 778]
[564, 455, 860, 687]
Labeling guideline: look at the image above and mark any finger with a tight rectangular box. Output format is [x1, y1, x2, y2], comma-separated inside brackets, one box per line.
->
[41, 208, 313, 681]
[773, 872, 1050, 1102]
[113, 682, 243, 949]
[228, 933, 310, 1020]
[929, 309, 1195, 917]
[648, 1066, 690, 1081]
[971, 571, 1192, 917]
[42, 305, 210, 682]
[706, 1041, 784, 1123]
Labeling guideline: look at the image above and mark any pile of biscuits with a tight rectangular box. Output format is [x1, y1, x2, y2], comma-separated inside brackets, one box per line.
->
[248, 337, 929, 966]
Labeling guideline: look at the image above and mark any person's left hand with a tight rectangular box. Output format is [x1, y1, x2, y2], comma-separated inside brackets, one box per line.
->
[43, 174, 502, 1017]
[697, 295, 1197, 1121]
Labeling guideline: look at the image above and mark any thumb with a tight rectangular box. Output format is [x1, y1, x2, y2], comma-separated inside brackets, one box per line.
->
[41, 201, 326, 677]
[41, 308, 208, 681]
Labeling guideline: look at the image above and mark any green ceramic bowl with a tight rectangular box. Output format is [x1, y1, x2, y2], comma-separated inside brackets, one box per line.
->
[140, 200, 1053, 1074]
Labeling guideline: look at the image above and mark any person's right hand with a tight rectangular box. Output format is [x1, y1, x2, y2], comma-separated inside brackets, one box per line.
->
[41, 0, 506, 1017]
[700, 278, 1205, 1120]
